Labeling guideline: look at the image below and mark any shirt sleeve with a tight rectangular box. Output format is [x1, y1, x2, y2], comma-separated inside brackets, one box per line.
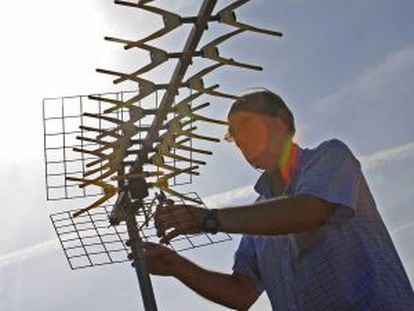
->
[232, 235, 265, 294]
[295, 139, 362, 223]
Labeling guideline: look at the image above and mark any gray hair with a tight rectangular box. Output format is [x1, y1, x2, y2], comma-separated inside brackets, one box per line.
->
[227, 88, 296, 135]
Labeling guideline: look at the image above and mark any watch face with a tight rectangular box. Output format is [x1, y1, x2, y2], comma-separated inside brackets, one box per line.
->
[205, 219, 216, 229]
[203, 210, 218, 234]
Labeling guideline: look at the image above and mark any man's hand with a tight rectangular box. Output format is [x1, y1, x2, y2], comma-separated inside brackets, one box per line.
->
[127, 241, 186, 277]
[127, 241, 259, 310]
[154, 199, 207, 244]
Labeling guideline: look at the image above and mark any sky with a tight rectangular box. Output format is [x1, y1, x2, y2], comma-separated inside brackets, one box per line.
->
[0, 0, 413, 310]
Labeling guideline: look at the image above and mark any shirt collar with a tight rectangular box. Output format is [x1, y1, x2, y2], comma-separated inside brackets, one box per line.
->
[254, 143, 304, 197]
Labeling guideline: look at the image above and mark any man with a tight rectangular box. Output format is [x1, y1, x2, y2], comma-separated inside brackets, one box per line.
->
[133, 88, 414, 310]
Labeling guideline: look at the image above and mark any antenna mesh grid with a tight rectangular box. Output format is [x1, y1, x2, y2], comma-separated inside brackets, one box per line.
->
[50, 192, 231, 269]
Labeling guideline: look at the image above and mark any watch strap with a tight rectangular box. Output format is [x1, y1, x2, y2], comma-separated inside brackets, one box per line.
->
[202, 209, 219, 234]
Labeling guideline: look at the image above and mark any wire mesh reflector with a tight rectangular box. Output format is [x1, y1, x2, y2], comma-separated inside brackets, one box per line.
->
[43, 91, 196, 201]
[50, 193, 232, 269]
[43, 92, 131, 200]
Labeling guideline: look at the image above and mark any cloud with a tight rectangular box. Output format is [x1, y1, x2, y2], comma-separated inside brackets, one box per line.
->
[393, 221, 414, 236]
[359, 140, 414, 170]
[203, 185, 256, 209]
[302, 43, 414, 151]
[315, 43, 414, 111]
[0, 239, 59, 270]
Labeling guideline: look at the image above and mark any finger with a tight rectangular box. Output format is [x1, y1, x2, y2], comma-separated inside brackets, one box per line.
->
[154, 208, 175, 223]
[154, 203, 189, 224]
[160, 227, 188, 244]
[155, 214, 177, 237]
[128, 245, 154, 260]
[154, 206, 198, 239]
[154, 206, 173, 227]
[154, 207, 172, 226]
[140, 243, 171, 257]
[140, 241, 160, 248]
[157, 218, 182, 237]
[160, 230, 181, 244]
[125, 238, 143, 248]
[154, 206, 187, 228]
[164, 199, 174, 207]
[156, 198, 174, 212]
[155, 208, 193, 237]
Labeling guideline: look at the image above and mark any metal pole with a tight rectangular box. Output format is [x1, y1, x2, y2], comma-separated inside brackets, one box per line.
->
[126, 203, 158, 311]
[124, 1, 218, 309]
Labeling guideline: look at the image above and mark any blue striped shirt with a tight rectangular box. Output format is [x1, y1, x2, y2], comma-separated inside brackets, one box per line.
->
[233, 139, 414, 310]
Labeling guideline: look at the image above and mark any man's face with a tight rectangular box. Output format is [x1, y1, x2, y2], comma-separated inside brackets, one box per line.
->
[227, 111, 289, 171]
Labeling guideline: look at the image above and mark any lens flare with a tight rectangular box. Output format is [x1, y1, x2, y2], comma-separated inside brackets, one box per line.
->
[279, 139, 298, 183]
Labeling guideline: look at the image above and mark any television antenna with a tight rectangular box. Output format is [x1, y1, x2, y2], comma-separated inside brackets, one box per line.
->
[42, 1, 282, 310]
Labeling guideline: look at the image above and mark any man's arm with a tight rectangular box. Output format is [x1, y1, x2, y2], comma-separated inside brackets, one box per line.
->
[155, 194, 336, 242]
[217, 194, 335, 235]
[136, 242, 259, 310]
[175, 257, 259, 310]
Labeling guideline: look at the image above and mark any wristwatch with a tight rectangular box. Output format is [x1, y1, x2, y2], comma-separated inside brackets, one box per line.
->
[202, 209, 219, 234]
